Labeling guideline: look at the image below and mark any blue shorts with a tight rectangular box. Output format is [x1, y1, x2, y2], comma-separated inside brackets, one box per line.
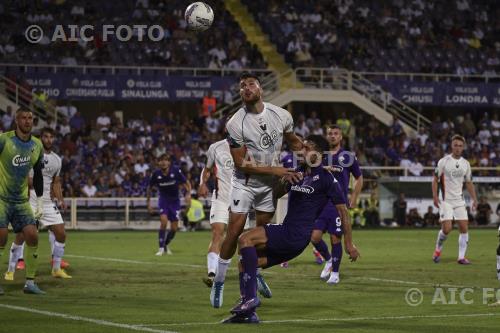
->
[158, 197, 180, 222]
[313, 209, 343, 237]
[263, 224, 310, 268]
[0, 200, 36, 233]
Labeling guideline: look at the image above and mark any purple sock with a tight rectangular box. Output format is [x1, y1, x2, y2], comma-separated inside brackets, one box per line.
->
[240, 247, 258, 300]
[239, 272, 245, 300]
[164, 230, 176, 247]
[332, 242, 343, 273]
[312, 239, 331, 261]
[158, 229, 166, 248]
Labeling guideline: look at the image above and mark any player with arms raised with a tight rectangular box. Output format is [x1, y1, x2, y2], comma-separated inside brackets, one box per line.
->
[5, 127, 71, 281]
[432, 135, 477, 264]
[0, 108, 45, 295]
[210, 72, 303, 308]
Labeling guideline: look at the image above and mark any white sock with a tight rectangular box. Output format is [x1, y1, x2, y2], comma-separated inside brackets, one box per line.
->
[7, 243, 23, 272]
[497, 255, 500, 281]
[207, 252, 219, 275]
[214, 257, 231, 283]
[52, 241, 65, 271]
[435, 230, 447, 252]
[48, 230, 56, 254]
[458, 233, 469, 260]
[18, 242, 25, 261]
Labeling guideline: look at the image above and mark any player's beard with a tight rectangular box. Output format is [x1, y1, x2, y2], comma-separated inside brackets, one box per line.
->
[43, 143, 52, 151]
[242, 91, 260, 104]
[18, 123, 32, 135]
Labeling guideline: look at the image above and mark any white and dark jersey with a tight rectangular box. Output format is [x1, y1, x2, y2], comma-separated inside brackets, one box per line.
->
[435, 154, 472, 201]
[206, 139, 233, 203]
[30, 151, 61, 203]
[226, 102, 294, 187]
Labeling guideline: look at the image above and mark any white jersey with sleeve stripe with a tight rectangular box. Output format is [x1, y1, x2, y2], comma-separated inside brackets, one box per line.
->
[206, 139, 233, 203]
[434, 154, 472, 201]
[29, 151, 62, 203]
[226, 102, 294, 188]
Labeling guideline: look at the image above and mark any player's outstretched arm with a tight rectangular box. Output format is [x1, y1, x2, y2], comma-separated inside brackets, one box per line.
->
[336, 204, 360, 262]
[52, 175, 66, 212]
[230, 145, 301, 181]
[350, 175, 364, 208]
[283, 132, 303, 152]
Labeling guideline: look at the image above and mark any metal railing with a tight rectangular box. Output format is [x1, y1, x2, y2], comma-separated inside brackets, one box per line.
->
[0, 74, 64, 122]
[294, 68, 432, 131]
[0, 63, 274, 77]
[357, 71, 500, 83]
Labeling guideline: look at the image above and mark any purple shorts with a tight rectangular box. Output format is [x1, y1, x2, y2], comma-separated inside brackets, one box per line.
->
[263, 224, 310, 268]
[158, 197, 180, 222]
[313, 209, 343, 237]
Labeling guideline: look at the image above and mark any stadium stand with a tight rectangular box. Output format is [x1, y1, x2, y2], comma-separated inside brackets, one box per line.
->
[243, 0, 500, 74]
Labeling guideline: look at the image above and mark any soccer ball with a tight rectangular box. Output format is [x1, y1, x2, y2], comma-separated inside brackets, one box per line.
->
[185, 2, 214, 31]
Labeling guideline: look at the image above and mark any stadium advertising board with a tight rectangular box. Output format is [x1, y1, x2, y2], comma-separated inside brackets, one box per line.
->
[378, 81, 500, 107]
[24, 73, 235, 101]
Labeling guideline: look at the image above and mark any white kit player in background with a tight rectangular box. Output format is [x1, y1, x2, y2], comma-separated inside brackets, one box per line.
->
[198, 139, 234, 287]
[432, 134, 478, 265]
[210, 72, 303, 308]
[4, 127, 72, 281]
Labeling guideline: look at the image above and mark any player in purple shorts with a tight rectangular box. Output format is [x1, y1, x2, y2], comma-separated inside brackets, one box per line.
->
[221, 135, 360, 324]
[147, 154, 191, 256]
[312, 125, 363, 285]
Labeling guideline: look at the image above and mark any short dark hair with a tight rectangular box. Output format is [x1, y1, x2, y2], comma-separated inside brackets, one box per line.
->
[158, 154, 170, 161]
[16, 107, 32, 114]
[327, 124, 342, 131]
[451, 134, 466, 143]
[305, 135, 330, 154]
[40, 127, 55, 136]
[239, 71, 260, 84]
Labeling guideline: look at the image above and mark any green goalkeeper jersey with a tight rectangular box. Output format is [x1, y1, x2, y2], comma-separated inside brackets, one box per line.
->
[0, 131, 43, 203]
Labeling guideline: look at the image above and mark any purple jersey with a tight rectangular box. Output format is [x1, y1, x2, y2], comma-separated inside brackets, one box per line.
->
[263, 166, 346, 268]
[318, 149, 361, 219]
[149, 167, 187, 201]
[283, 166, 346, 234]
[281, 151, 294, 169]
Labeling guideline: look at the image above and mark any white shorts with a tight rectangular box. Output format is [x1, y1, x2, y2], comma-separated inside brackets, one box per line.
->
[439, 200, 468, 222]
[209, 198, 230, 224]
[230, 183, 275, 214]
[30, 199, 64, 227]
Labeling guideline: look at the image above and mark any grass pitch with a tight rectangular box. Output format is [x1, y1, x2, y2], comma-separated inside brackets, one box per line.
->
[1, 229, 499, 333]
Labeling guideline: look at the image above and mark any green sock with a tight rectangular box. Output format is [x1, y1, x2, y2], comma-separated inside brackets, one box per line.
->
[25, 245, 39, 280]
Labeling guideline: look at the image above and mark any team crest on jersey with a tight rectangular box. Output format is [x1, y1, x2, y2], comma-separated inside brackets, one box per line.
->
[313, 175, 320, 181]
[259, 129, 279, 149]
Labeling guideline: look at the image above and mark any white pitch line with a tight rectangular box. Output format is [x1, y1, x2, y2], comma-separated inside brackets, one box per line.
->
[65, 254, 204, 269]
[0, 303, 177, 333]
[136, 312, 500, 327]
[358, 277, 482, 289]
[66, 254, 486, 289]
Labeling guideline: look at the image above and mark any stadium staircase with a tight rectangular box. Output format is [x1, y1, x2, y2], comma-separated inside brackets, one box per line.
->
[216, 68, 431, 134]
[224, 0, 297, 90]
[0, 74, 62, 121]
